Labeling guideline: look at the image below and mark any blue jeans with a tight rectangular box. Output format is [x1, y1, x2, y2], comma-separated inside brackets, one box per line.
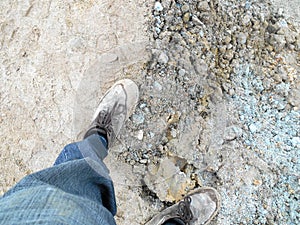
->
[0, 134, 116, 224]
[0, 134, 183, 225]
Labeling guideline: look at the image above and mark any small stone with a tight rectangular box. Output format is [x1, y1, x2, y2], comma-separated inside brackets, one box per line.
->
[192, 15, 205, 26]
[144, 157, 194, 202]
[229, 88, 235, 96]
[140, 159, 148, 164]
[224, 36, 231, 44]
[253, 179, 262, 186]
[136, 130, 144, 140]
[249, 123, 257, 133]
[267, 24, 280, 34]
[153, 81, 163, 91]
[253, 20, 260, 30]
[182, 12, 191, 23]
[155, 27, 161, 34]
[224, 50, 234, 60]
[170, 128, 177, 138]
[139, 103, 147, 109]
[224, 125, 242, 141]
[276, 19, 288, 35]
[154, 2, 163, 12]
[278, 8, 284, 16]
[158, 52, 169, 64]
[178, 68, 186, 76]
[242, 15, 251, 26]
[291, 137, 300, 147]
[197, 1, 210, 12]
[219, 45, 226, 54]
[181, 4, 189, 13]
[269, 34, 286, 50]
[132, 113, 145, 124]
[237, 33, 247, 45]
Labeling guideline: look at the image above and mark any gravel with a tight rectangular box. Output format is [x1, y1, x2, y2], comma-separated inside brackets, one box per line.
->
[119, 0, 300, 224]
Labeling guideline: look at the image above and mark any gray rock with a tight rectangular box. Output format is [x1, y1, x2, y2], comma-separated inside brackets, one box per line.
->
[182, 12, 191, 23]
[153, 81, 163, 91]
[249, 123, 257, 133]
[269, 34, 286, 50]
[158, 52, 169, 64]
[197, 1, 210, 12]
[144, 157, 194, 202]
[181, 4, 189, 13]
[224, 125, 242, 141]
[242, 15, 251, 26]
[154, 2, 163, 12]
[178, 68, 186, 76]
[237, 33, 247, 45]
[132, 113, 145, 124]
[291, 137, 300, 147]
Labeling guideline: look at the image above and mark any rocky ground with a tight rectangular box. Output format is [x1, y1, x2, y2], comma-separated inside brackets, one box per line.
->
[1, 0, 299, 225]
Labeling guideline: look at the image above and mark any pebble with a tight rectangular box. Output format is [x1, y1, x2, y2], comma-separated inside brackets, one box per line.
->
[249, 123, 257, 133]
[237, 33, 247, 45]
[139, 159, 148, 164]
[197, 1, 210, 12]
[178, 68, 186, 76]
[182, 12, 191, 23]
[291, 137, 300, 147]
[158, 52, 169, 64]
[153, 81, 163, 91]
[181, 4, 189, 13]
[242, 15, 251, 26]
[154, 2, 163, 12]
[136, 130, 144, 140]
[269, 34, 286, 50]
[224, 125, 242, 141]
[132, 113, 145, 124]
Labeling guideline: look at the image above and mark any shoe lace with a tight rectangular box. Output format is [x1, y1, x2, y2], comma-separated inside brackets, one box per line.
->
[97, 100, 127, 143]
[97, 102, 118, 139]
[177, 196, 193, 224]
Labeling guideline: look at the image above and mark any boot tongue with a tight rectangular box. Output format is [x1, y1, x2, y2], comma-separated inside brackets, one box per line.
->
[177, 196, 193, 223]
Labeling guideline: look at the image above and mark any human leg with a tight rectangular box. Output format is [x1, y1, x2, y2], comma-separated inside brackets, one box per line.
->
[0, 79, 139, 224]
[0, 137, 117, 224]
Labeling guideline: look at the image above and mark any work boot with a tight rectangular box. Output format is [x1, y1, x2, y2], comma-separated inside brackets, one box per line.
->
[84, 79, 139, 147]
[146, 187, 221, 225]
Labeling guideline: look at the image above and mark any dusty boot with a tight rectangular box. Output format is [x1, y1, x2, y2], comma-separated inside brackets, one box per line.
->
[145, 187, 221, 225]
[84, 79, 139, 147]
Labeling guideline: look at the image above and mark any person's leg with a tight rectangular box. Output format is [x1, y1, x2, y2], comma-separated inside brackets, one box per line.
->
[0, 79, 139, 224]
[0, 135, 117, 224]
[53, 134, 107, 166]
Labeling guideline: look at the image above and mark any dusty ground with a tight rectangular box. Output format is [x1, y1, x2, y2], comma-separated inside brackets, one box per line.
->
[1, 0, 299, 225]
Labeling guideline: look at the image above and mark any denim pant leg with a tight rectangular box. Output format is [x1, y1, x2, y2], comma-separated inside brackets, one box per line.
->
[0, 134, 116, 225]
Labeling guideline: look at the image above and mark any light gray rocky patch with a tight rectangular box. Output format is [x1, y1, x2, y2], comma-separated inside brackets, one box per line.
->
[249, 123, 257, 133]
[224, 125, 242, 141]
[154, 2, 163, 12]
[132, 113, 145, 125]
[144, 157, 193, 202]
[153, 81, 163, 92]
[197, 1, 210, 12]
[158, 52, 169, 64]
[181, 4, 189, 13]
[237, 33, 247, 45]
[269, 34, 286, 50]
